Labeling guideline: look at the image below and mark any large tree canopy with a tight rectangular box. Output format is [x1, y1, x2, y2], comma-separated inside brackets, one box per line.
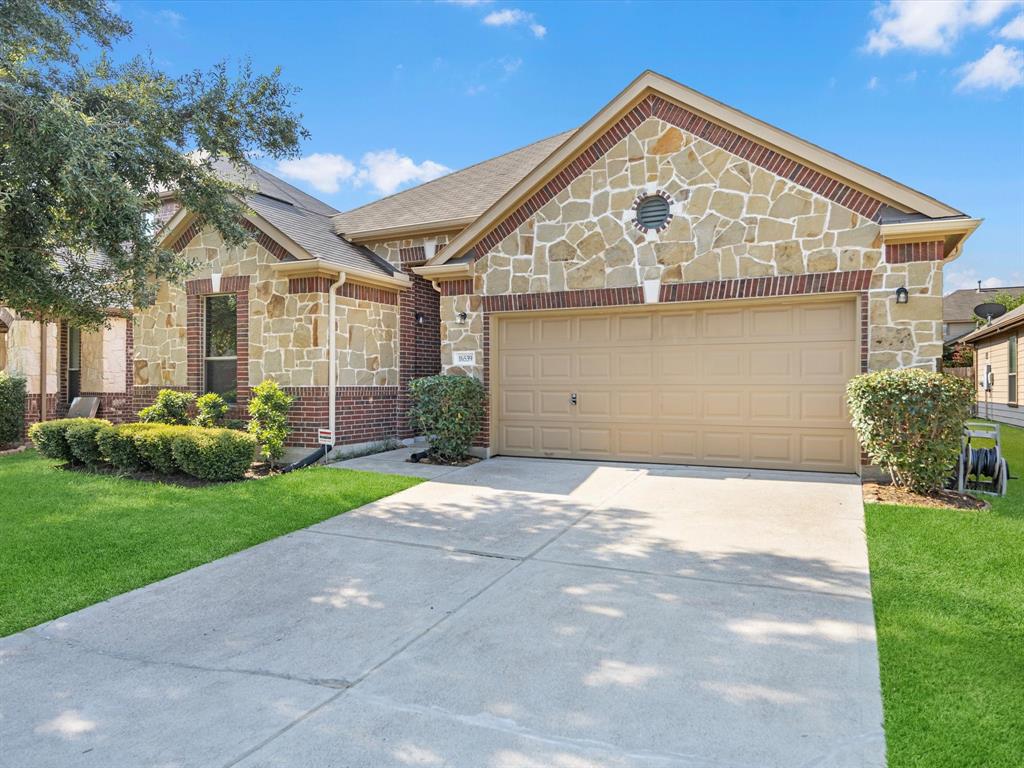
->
[0, 0, 309, 326]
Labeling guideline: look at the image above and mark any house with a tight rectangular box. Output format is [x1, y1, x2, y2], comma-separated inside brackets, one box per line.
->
[963, 304, 1022, 428]
[944, 283, 1024, 346]
[2, 71, 982, 473]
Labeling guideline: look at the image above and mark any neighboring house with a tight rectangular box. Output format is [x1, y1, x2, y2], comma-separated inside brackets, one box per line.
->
[943, 283, 1024, 346]
[963, 304, 1023, 428]
[3, 71, 982, 473]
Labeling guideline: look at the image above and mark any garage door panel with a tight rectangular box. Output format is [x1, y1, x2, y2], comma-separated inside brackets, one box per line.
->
[496, 298, 858, 472]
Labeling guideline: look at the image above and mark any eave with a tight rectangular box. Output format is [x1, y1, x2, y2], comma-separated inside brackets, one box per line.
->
[880, 217, 983, 261]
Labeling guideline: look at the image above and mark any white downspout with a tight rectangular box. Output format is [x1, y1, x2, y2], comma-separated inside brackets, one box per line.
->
[327, 270, 346, 446]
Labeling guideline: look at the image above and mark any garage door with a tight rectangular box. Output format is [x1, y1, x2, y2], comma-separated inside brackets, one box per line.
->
[494, 297, 859, 472]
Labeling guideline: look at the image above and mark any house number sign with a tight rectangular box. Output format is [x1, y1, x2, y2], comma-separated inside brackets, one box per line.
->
[454, 351, 476, 366]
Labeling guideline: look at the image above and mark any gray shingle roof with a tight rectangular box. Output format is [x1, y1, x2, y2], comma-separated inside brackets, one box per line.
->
[331, 130, 575, 237]
[207, 159, 395, 277]
[944, 286, 1024, 322]
[962, 302, 1024, 343]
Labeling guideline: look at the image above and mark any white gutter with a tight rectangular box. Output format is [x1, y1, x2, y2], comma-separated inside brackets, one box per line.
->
[327, 270, 346, 446]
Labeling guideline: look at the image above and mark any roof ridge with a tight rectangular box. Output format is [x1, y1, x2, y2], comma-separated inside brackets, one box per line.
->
[332, 128, 575, 225]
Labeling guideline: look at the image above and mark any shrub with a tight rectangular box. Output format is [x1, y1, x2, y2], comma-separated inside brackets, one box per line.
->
[172, 427, 257, 481]
[408, 374, 486, 464]
[129, 423, 189, 474]
[28, 418, 110, 463]
[847, 368, 975, 493]
[138, 389, 195, 425]
[194, 393, 229, 428]
[64, 419, 113, 466]
[0, 372, 27, 446]
[248, 380, 292, 461]
[96, 424, 147, 471]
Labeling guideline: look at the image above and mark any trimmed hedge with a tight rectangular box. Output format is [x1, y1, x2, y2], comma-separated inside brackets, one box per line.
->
[248, 380, 292, 461]
[847, 368, 975, 493]
[65, 420, 112, 466]
[28, 418, 111, 463]
[408, 374, 486, 463]
[172, 427, 257, 481]
[138, 389, 195, 425]
[129, 423, 188, 475]
[0, 372, 27, 446]
[96, 424, 147, 471]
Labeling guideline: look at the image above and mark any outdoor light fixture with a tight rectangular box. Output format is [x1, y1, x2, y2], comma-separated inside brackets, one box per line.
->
[415, 312, 425, 326]
[457, 312, 468, 324]
[895, 287, 909, 304]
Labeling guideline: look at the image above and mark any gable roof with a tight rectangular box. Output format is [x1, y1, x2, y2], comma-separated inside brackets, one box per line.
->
[160, 159, 399, 280]
[331, 131, 574, 241]
[962, 302, 1024, 344]
[945, 286, 1024, 323]
[421, 70, 974, 270]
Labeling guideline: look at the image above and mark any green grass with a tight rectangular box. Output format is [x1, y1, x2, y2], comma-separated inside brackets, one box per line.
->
[866, 422, 1024, 767]
[0, 451, 421, 637]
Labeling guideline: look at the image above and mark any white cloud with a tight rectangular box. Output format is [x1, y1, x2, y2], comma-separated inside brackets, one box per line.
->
[483, 8, 547, 37]
[956, 43, 1024, 89]
[355, 150, 451, 195]
[944, 268, 1009, 292]
[157, 9, 184, 28]
[867, 75, 881, 89]
[866, 0, 1018, 54]
[276, 153, 355, 194]
[466, 83, 487, 96]
[1000, 13, 1024, 37]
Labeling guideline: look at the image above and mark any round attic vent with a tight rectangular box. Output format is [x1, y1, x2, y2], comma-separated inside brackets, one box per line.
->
[633, 192, 672, 233]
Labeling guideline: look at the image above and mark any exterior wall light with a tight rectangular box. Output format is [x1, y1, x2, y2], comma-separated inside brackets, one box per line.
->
[895, 287, 909, 304]
[456, 312, 468, 324]
[415, 312, 425, 326]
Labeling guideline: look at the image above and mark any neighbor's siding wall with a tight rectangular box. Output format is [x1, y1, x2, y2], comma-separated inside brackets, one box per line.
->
[974, 329, 1021, 427]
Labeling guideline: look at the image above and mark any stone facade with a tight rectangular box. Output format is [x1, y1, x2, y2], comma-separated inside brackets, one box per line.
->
[133, 229, 400, 394]
[440, 115, 944, 376]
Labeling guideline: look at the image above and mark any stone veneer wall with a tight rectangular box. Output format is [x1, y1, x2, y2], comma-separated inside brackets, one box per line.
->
[439, 114, 944, 381]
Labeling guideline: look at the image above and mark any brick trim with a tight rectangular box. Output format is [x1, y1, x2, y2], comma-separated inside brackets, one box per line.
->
[338, 283, 400, 305]
[885, 240, 944, 264]
[472, 95, 887, 259]
[170, 217, 296, 261]
[438, 279, 475, 296]
[659, 270, 872, 302]
[482, 287, 644, 313]
[170, 220, 203, 252]
[400, 246, 426, 263]
[288, 276, 334, 294]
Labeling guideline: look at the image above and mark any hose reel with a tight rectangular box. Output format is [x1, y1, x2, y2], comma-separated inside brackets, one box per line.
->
[952, 421, 1010, 496]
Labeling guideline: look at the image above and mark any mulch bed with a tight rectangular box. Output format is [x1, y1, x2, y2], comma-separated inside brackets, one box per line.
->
[862, 482, 989, 510]
[58, 462, 279, 487]
[408, 454, 481, 468]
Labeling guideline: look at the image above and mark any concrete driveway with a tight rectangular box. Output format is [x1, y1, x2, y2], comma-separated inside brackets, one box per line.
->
[0, 452, 885, 768]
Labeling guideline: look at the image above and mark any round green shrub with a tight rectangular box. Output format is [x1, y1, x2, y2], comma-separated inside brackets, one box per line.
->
[65, 419, 113, 466]
[138, 389, 195, 425]
[408, 374, 486, 464]
[194, 392, 229, 428]
[0, 372, 27, 446]
[96, 424, 147, 471]
[172, 427, 257, 481]
[129, 423, 190, 474]
[248, 380, 292, 461]
[28, 418, 110, 463]
[847, 368, 975, 493]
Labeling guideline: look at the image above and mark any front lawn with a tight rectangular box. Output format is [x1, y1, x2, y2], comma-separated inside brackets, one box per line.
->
[866, 422, 1024, 767]
[0, 451, 421, 637]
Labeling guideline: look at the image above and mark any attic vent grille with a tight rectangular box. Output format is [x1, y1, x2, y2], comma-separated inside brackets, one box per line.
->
[632, 192, 672, 233]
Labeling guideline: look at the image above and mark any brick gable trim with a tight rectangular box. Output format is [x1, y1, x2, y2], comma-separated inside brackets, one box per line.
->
[438, 279, 475, 296]
[885, 240, 944, 264]
[471, 95, 887, 261]
[169, 216, 297, 261]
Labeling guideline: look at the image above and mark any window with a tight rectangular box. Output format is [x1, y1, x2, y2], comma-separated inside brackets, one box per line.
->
[1010, 334, 1018, 407]
[67, 326, 81, 403]
[204, 294, 237, 401]
[633, 193, 672, 232]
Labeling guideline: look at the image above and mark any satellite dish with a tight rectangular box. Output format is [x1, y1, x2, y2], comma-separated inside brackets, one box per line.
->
[975, 302, 1007, 322]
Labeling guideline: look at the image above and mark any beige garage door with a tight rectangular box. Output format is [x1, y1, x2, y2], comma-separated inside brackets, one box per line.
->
[495, 297, 859, 472]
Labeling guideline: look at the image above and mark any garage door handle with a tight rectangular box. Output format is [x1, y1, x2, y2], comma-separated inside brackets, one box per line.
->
[570, 393, 577, 406]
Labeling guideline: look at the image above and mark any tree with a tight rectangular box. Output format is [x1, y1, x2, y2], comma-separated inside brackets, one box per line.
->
[0, 0, 309, 327]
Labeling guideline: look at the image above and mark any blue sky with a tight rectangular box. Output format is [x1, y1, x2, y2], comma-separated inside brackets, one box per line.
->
[115, 0, 1023, 291]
